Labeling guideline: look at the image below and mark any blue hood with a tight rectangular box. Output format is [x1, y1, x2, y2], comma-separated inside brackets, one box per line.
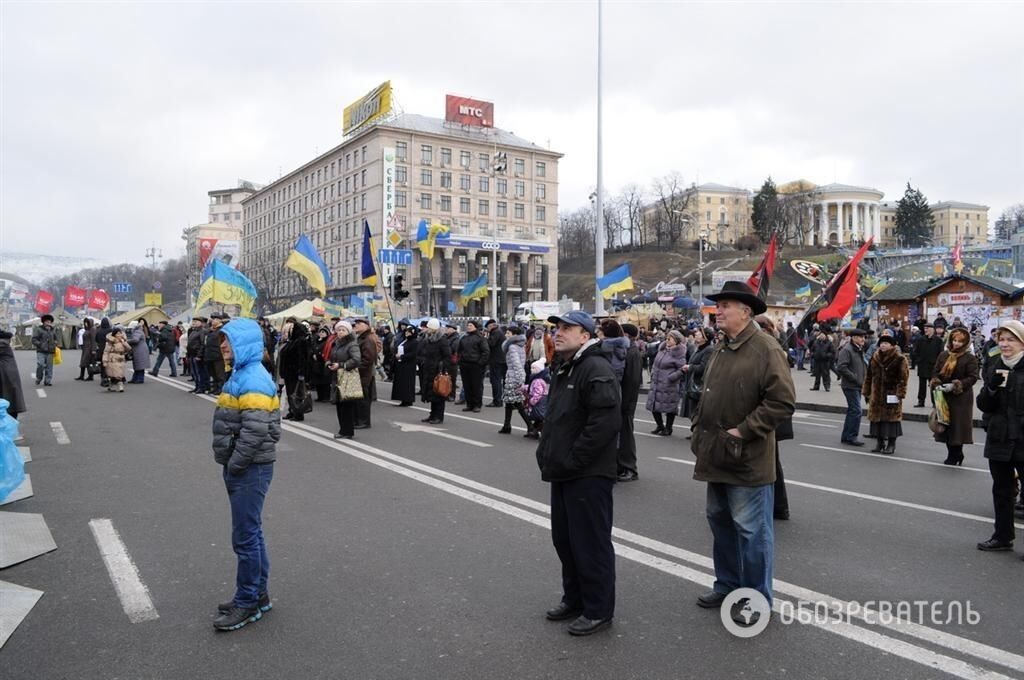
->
[220, 319, 264, 370]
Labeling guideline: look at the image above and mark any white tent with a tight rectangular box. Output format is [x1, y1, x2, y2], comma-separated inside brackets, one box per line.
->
[264, 299, 326, 324]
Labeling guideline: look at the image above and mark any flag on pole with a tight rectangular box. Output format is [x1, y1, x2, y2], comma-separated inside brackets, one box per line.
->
[86, 289, 110, 311]
[360, 220, 377, 286]
[746, 234, 778, 299]
[795, 284, 812, 299]
[459, 273, 488, 303]
[797, 239, 873, 332]
[952, 238, 964, 274]
[195, 259, 258, 316]
[416, 219, 450, 259]
[285, 234, 332, 296]
[63, 285, 87, 308]
[596, 263, 634, 299]
[34, 290, 55, 315]
[976, 258, 989, 275]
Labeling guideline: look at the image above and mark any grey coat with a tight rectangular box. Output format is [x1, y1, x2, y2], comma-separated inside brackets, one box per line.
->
[128, 328, 150, 371]
[645, 342, 687, 414]
[835, 341, 867, 390]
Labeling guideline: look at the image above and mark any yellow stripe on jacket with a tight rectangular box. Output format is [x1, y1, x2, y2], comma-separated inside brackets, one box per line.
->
[217, 392, 281, 412]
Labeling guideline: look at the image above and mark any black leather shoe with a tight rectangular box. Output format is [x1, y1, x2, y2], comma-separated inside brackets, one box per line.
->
[567, 615, 612, 636]
[487, 402, 503, 408]
[617, 471, 638, 482]
[650, 427, 664, 435]
[841, 439, 866, 447]
[334, 432, 353, 439]
[353, 424, 370, 430]
[427, 418, 443, 425]
[461, 407, 474, 411]
[545, 601, 583, 621]
[421, 417, 433, 422]
[697, 590, 727, 608]
[977, 538, 1014, 551]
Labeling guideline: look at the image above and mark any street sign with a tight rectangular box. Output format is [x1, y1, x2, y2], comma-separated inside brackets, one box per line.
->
[379, 248, 413, 265]
[113, 282, 132, 294]
[152, 281, 162, 290]
[387, 231, 403, 248]
[480, 241, 501, 250]
[144, 292, 163, 307]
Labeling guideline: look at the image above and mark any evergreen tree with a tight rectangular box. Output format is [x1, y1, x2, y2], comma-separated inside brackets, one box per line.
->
[894, 182, 934, 247]
[751, 177, 780, 243]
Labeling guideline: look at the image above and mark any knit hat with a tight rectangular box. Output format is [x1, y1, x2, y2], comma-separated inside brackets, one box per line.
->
[426, 318, 441, 330]
[128, 320, 139, 329]
[531, 358, 547, 375]
[334, 320, 352, 333]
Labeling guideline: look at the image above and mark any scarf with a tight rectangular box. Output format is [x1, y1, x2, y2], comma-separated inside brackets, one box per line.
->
[938, 346, 967, 380]
[1004, 352, 1024, 370]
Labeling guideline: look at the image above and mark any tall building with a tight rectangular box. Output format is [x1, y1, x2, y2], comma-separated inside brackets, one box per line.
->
[686, 183, 753, 247]
[242, 111, 561, 318]
[208, 182, 259, 230]
[181, 223, 243, 304]
[929, 201, 989, 247]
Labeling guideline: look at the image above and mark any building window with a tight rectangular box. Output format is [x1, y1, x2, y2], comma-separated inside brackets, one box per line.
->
[440, 147, 452, 166]
[706, 211, 712, 220]
[440, 195, 452, 212]
[496, 178, 507, 195]
[396, 142, 407, 161]
[536, 183, 546, 201]
[440, 171, 452, 189]
[421, 145, 433, 164]
[460, 197, 471, 214]
[460, 150, 471, 168]
[361, 169, 366, 186]
[479, 176, 489, 192]
[396, 191, 406, 208]
[497, 223, 507, 233]
[421, 193, 432, 210]
[497, 201, 507, 217]
[514, 180, 525, 198]
[536, 206, 546, 222]
[361, 145, 367, 163]
[361, 194, 366, 211]
[460, 174, 471, 191]
[396, 165, 407, 183]
[514, 203, 525, 219]
[421, 169, 432, 186]
[479, 199, 490, 216]
[514, 158, 525, 175]
[479, 153, 489, 171]
[345, 177, 350, 193]
[536, 161, 546, 177]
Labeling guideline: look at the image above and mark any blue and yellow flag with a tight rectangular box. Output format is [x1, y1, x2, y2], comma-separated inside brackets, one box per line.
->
[361, 220, 377, 286]
[285, 234, 332, 297]
[195, 259, 258, 317]
[795, 284, 812, 299]
[459, 273, 488, 303]
[596, 263, 633, 299]
[416, 219, 450, 259]
[975, 259, 989, 275]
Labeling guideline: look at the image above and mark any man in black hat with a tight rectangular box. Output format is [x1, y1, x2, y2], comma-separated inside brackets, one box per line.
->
[835, 328, 868, 446]
[458, 320, 489, 412]
[31, 313, 59, 386]
[690, 281, 795, 626]
[912, 323, 943, 407]
[485, 319, 507, 407]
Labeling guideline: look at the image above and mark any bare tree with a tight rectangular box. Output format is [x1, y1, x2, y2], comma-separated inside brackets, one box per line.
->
[651, 173, 694, 248]
[557, 207, 596, 261]
[994, 203, 1024, 241]
[618, 184, 647, 249]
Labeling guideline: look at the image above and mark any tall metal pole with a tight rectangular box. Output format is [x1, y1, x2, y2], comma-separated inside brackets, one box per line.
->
[593, 0, 605, 316]
[491, 249, 498, 321]
[698, 236, 704, 302]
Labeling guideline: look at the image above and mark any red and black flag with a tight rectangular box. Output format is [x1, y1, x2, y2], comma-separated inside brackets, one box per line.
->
[746, 234, 778, 299]
[797, 238, 873, 333]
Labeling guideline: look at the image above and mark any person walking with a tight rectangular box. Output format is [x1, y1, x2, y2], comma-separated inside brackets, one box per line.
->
[535, 311, 621, 636]
[809, 330, 835, 392]
[690, 282, 795, 623]
[498, 326, 532, 435]
[645, 330, 687, 436]
[0, 330, 26, 419]
[211, 318, 281, 631]
[835, 328, 868, 446]
[913, 324, 944, 407]
[151, 320, 179, 378]
[101, 327, 131, 393]
[327, 321, 361, 440]
[76, 318, 97, 381]
[930, 327, 979, 466]
[616, 323, 644, 482]
[391, 326, 419, 407]
[457, 320, 490, 412]
[352, 318, 378, 429]
[31, 314, 59, 386]
[126, 320, 150, 383]
[418, 319, 455, 424]
[485, 320, 507, 407]
[863, 331, 910, 455]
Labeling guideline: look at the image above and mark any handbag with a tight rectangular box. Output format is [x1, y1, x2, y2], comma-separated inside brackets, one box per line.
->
[336, 369, 364, 401]
[290, 379, 314, 414]
[432, 368, 453, 399]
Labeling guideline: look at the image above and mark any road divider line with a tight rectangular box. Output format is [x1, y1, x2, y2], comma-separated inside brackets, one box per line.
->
[393, 421, 493, 447]
[49, 422, 70, 445]
[88, 519, 159, 623]
[36, 389, 46, 399]
[801, 443, 989, 473]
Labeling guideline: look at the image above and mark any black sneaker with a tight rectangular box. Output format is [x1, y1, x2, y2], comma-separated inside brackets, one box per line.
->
[213, 605, 262, 631]
[218, 592, 272, 614]
[977, 538, 1014, 552]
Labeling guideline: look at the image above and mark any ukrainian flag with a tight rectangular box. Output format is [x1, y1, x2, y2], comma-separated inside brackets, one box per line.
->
[195, 259, 259, 317]
[596, 264, 633, 299]
[416, 219, 450, 259]
[285, 234, 332, 296]
[459, 273, 488, 303]
[360, 220, 377, 286]
[795, 284, 812, 299]
[976, 259, 989, 275]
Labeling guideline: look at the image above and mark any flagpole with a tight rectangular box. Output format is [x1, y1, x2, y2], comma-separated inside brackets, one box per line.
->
[593, 0, 605, 317]
[369, 235, 398, 332]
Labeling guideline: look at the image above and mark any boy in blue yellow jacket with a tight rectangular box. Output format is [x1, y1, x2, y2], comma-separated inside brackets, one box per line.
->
[211, 318, 281, 631]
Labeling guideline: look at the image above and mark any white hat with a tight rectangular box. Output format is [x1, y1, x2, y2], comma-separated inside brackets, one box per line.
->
[531, 358, 547, 375]
[334, 320, 352, 333]
[426, 318, 441, 330]
[127, 320, 139, 329]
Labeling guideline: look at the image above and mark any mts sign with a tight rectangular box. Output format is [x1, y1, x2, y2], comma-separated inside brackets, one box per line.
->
[445, 94, 494, 128]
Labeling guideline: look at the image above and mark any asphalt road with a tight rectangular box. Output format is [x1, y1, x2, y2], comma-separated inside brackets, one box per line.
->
[3, 353, 1023, 680]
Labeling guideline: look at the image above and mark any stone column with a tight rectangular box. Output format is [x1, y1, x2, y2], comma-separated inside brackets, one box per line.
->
[835, 202, 844, 245]
[441, 248, 453, 315]
[519, 259, 529, 308]
[873, 204, 881, 242]
[819, 202, 828, 245]
[807, 205, 815, 245]
[541, 262, 551, 300]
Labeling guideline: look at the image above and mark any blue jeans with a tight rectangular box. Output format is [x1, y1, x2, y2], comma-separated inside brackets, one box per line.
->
[706, 482, 774, 605]
[841, 387, 863, 442]
[35, 352, 54, 384]
[223, 462, 273, 608]
[152, 352, 177, 376]
[795, 348, 806, 370]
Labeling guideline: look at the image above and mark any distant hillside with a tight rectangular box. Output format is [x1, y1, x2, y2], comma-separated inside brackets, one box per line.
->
[0, 251, 109, 286]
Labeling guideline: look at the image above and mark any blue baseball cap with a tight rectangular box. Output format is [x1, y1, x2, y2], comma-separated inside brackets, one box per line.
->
[547, 310, 596, 335]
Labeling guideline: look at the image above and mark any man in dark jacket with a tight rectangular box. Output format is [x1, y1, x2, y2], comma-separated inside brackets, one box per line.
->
[188, 318, 209, 393]
[616, 323, 643, 482]
[535, 311, 621, 637]
[809, 331, 835, 391]
[31, 314, 59, 386]
[0, 330, 26, 419]
[151, 320, 179, 377]
[353, 318, 378, 429]
[485, 319, 507, 407]
[913, 323, 944, 407]
[835, 328, 867, 446]
[204, 315, 227, 395]
[457, 320, 490, 412]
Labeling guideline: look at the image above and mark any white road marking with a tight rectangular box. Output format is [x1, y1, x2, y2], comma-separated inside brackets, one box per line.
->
[35, 389, 46, 399]
[49, 422, 70, 445]
[659, 457, 1023, 530]
[801, 443, 989, 473]
[88, 519, 159, 623]
[393, 421, 492, 447]
[150, 373, 1024, 675]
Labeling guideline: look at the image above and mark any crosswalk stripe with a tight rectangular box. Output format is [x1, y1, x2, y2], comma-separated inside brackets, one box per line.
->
[88, 519, 159, 623]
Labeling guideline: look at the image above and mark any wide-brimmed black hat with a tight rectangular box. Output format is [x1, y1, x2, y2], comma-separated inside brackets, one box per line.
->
[705, 281, 767, 315]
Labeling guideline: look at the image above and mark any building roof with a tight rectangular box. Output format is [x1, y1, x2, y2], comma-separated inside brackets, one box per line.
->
[692, 182, 749, 194]
[815, 182, 884, 197]
[919, 274, 1022, 298]
[868, 280, 930, 301]
[375, 113, 562, 157]
[930, 201, 989, 211]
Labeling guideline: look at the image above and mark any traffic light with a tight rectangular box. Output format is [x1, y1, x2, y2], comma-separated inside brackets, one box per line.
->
[393, 274, 409, 300]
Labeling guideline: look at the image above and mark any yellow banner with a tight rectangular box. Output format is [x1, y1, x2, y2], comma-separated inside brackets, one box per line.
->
[343, 81, 392, 135]
[144, 292, 163, 307]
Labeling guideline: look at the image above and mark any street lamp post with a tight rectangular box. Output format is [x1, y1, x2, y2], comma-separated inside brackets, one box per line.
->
[698, 230, 709, 302]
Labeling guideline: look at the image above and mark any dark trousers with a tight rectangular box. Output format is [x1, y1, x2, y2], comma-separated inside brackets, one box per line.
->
[191, 358, 209, 391]
[207, 359, 226, 392]
[356, 377, 374, 427]
[429, 398, 446, 422]
[774, 444, 789, 514]
[917, 376, 934, 405]
[461, 363, 485, 409]
[812, 368, 831, 390]
[989, 458, 1020, 543]
[841, 387, 863, 442]
[335, 400, 355, 436]
[152, 351, 177, 376]
[617, 400, 639, 474]
[550, 477, 616, 620]
[489, 364, 507, 404]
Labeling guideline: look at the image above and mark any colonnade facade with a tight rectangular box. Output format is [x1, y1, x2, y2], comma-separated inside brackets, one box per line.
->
[809, 200, 881, 246]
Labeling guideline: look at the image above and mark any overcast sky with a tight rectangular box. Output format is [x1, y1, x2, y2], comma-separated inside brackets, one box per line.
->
[2, 1, 1021, 265]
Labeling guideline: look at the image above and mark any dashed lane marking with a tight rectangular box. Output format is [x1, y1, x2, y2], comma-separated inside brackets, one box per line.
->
[49, 422, 70, 445]
[35, 389, 46, 399]
[801, 443, 989, 473]
[88, 519, 159, 623]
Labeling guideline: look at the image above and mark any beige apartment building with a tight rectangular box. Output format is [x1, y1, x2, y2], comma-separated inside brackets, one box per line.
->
[208, 183, 258, 231]
[642, 183, 752, 247]
[241, 112, 562, 318]
[182, 222, 243, 303]
[930, 201, 989, 247]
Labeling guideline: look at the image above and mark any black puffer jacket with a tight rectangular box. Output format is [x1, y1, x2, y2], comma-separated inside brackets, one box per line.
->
[487, 328, 506, 367]
[535, 342, 622, 482]
[458, 331, 490, 366]
[976, 358, 1024, 462]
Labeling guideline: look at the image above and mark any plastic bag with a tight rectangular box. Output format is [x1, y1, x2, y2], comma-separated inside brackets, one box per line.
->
[53, 346, 63, 365]
[0, 400, 25, 502]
